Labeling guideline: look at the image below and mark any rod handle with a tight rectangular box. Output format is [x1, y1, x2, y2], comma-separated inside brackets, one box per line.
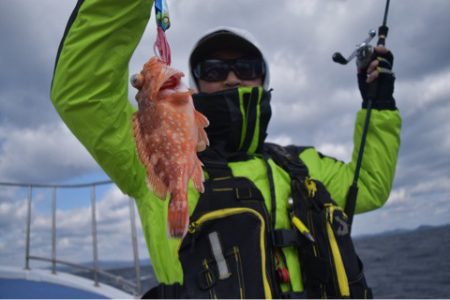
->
[377, 25, 389, 46]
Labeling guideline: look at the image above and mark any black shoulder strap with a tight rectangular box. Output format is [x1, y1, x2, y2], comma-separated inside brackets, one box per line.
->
[264, 143, 313, 248]
[198, 148, 233, 178]
[263, 143, 310, 178]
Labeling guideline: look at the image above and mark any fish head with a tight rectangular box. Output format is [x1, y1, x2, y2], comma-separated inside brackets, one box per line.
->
[132, 57, 189, 102]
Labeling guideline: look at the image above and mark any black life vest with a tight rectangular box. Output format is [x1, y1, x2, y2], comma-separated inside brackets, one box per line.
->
[179, 154, 280, 299]
[142, 145, 373, 299]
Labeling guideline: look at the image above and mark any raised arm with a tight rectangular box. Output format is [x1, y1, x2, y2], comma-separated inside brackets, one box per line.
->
[51, 0, 154, 198]
[301, 47, 401, 213]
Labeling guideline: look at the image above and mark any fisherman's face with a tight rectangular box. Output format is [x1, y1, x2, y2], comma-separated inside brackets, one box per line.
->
[196, 50, 263, 93]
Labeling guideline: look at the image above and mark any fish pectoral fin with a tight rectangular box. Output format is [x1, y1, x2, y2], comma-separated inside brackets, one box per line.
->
[194, 110, 210, 128]
[191, 158, 205, 194]
[196, 130, 209, 152]
[147, 172, 168, 200]
[195, 111, 210, 152]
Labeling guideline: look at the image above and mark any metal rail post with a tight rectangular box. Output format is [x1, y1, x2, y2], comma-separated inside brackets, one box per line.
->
[51, 187, 57, 274]
[24, 185, 32, 270]
[91, 185, 99, 286]
[129, 197, 141, 295]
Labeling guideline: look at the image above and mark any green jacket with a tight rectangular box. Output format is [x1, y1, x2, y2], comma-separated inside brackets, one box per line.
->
[51, 0, 401, 293]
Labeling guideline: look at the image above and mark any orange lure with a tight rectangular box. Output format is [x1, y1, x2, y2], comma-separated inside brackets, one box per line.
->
[131, 57, 209, 238]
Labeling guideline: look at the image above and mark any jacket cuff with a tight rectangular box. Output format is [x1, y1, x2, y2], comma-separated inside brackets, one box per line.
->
[362, 99, 397, 110]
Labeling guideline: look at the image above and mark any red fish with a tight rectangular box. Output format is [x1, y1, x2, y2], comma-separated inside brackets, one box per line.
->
[131, 57, 209, 238]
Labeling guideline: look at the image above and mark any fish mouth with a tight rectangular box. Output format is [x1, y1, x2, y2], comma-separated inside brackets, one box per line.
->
[160, 74, 181, 90]
[160, 73, 189, 94]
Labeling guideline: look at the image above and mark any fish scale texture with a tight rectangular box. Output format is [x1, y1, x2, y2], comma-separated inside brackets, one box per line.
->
[132, 57, 209, 238]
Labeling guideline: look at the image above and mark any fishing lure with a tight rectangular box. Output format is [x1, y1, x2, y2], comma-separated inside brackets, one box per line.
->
[154, 0, 171, 65]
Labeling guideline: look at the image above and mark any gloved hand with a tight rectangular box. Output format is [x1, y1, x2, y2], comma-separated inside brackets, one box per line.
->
[357, 46, 396, 110]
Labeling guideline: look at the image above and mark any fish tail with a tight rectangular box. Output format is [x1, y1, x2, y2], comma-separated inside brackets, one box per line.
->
[167, 192, 189, 239]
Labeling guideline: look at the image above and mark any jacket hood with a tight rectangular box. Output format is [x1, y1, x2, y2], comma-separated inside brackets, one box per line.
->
[188, 26, 270, 90]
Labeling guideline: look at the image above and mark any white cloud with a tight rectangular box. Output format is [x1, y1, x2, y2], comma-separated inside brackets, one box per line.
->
[0, 122, 99, 183]
[397, 69, 450, 116]
[284, 1, 319, 17]
[353, 181, 450, 236]
[272, 102, 319, 126]
[270, 51, 309, 96]
[410, 178, 450, 195]
[316, 142, 352, 162]
[383, 187, 409, 208]
[266, 134, 293, 146]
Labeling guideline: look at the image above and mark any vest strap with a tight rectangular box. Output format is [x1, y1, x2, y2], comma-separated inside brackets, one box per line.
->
[202, 159, 232, 178]
[273, 229, 302, 247]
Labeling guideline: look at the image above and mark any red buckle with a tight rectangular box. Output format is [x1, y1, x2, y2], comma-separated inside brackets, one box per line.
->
[277, 267, 290, 283]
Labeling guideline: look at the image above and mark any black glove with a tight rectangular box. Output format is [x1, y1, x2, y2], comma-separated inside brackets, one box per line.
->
[358, 49, 396, 110]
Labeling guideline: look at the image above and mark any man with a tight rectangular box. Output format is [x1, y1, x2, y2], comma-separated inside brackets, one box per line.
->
[51, 1, 400, 298]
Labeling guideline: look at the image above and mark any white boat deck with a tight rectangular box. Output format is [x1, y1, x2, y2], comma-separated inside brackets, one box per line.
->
[0, 265, 134, 298]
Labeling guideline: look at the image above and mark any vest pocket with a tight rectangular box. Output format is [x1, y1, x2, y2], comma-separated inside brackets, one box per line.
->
[198, 246, 245, 299]
[179, 208, 272, 299]
[321, 203, 371, 298]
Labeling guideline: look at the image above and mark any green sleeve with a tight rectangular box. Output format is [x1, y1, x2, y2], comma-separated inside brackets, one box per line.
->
[51, 1, 192, 285]
[300, 109, 402, 213]
[50, 0, 153, 199]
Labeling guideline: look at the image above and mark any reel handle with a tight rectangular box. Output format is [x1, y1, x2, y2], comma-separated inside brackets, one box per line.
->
[332, 30, 376, 66]
[332, 52, 348, 65]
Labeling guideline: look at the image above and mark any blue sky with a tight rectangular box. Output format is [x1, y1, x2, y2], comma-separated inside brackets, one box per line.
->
[1, 0, 450, 268]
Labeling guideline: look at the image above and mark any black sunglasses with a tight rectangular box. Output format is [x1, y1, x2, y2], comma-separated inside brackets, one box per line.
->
[193, 58, 265, 82]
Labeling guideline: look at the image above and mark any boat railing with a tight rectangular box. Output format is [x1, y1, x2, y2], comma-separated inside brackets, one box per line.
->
[0, 180, 143, 297]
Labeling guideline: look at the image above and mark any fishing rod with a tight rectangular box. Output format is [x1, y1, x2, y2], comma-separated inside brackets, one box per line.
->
[332, 0, 391, 227]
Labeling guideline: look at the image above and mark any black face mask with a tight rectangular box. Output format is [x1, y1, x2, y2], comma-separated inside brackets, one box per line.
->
[193, 87, 272, 155]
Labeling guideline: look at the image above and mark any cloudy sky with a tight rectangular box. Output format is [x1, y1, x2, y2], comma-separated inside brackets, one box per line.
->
[1, 0, 449, 269]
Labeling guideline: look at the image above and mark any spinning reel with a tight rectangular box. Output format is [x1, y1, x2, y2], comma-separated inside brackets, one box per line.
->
[332, 29, 377, 69]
